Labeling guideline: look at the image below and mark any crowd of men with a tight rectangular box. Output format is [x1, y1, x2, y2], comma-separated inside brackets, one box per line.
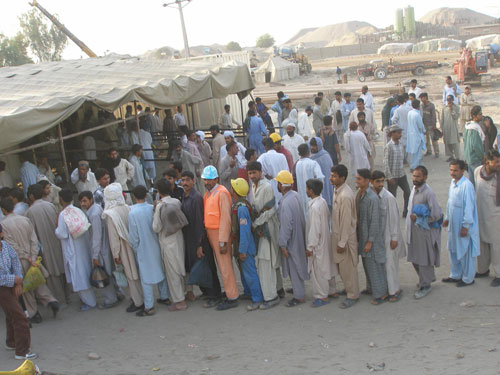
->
[1, 78, 499, 362]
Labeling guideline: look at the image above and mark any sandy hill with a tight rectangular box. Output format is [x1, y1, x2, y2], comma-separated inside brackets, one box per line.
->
[142, 46, 177, 59]
[419, 7, 496, 27]
[285, 27, 318, 45]
[286, 21, 378, 48]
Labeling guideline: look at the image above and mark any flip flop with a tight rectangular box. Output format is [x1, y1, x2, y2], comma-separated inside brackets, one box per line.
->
[339, 298, 358, 309]
[156, 298, 171, 305]
[388, 292, 402, 303]
[286, 298, 304, 307]
[371, 297, 387, 305]
[328, 293, 340, 299]
[312, 298, 330, 308]
[136, 308, 155, 317]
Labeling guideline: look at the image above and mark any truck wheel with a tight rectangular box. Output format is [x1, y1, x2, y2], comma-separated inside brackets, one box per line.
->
[413, 66, 425, 76]
[374, 67, 387, 80]
[358, 75, 366, 82]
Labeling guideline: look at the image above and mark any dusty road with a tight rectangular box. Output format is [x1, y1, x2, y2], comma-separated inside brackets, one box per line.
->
[2, 55, 500, 375]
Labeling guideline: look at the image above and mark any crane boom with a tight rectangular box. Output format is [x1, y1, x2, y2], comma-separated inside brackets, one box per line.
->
[29, 0, 97, 58]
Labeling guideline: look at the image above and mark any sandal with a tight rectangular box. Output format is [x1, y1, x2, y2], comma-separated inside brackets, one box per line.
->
[286, 298, 304, 307]
[371, 297, 387, 305]
[388, 290, 402, 303]
[339, 298, 358, 309]
[328, 293, 340, 299]
[156, 298, 171, 305]
[312, 298, 330, 308]
[136, 308, 155, 317]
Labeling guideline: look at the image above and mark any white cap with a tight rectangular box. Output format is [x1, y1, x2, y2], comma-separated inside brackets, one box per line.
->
[223, 130, 235, 138]
[195, 130, 205, 140]
[282, 119, 295, 128]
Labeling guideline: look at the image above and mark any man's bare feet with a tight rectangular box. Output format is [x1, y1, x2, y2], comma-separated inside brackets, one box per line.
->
[168, 301, 188, 312]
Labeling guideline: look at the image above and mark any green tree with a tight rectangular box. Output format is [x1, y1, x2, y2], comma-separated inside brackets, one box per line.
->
[256, 33, 275, 48]
[226, 41, 242, 51]
[0, 33, 33, 67]
[19, 9, 68, 62]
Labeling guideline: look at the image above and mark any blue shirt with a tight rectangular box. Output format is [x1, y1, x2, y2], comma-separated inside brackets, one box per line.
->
[20, 161, 40, 197]
[0, 240, 23, 287]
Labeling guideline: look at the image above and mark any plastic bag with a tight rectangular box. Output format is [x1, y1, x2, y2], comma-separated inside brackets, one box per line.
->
[61, 205, 91, 239]
[113, 264, 128, 288]
[22, 257, 46, 293]
[90, 265, 110, 289]
[187, 256, 213, 288]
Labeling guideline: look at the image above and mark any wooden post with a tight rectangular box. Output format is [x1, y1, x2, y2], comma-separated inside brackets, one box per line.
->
[57, 123, 70, 185]
[239, 97, 244, 124]
[133, 100, 139, 130]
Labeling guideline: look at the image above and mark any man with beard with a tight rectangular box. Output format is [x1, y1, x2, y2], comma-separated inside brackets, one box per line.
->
[181, 171, 222, 307]
[103, 148, 135, 204]
[406, 166, 443, 299]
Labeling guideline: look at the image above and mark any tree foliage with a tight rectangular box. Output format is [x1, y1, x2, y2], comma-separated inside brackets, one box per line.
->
[0, 33, 33, 67]
[19, 9, 68, 62]
[226, 41, 242, 52]
[256, 33, 275, 48]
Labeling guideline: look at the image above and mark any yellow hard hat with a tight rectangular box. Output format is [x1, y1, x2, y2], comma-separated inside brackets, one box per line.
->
[274, 170, 293, 185]
[269, 133, 282, 143]
[231, 178, 249, 197]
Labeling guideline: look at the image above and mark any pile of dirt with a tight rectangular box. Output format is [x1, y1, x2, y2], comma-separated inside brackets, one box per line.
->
[286, 21, 378, 48]
[419, 7, 496, 28]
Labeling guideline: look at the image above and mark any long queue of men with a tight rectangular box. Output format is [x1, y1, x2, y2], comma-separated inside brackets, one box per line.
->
[2, 80, 500, 361]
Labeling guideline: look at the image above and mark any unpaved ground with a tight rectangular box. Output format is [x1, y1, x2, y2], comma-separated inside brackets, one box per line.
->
[2, 52, 500, 375]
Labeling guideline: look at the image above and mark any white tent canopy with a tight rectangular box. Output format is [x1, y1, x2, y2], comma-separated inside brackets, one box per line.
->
[412, 38, 462, 53]
[0, 55, 254, 150]
[377, 43, 414, 55]
[254, 56, 300, 83]
[466, 34, 500, 49]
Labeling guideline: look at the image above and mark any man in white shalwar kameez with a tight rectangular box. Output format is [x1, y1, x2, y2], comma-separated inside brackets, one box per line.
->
[55, 189, 96, 311]
[104, 148, 135, 205]
[305, 179, 338, 307]
[79, 191, 118, 308]
[294, 144, 324, 215]
[371, 171, 406, 301]
[391, 95, 412, 159]
[138, 126, 156, 180]
[282, 122, 305, 164]
[257, 139, 289, 207]
[247, 161, 283, 309]
[153, 178, 189, 312]
[102, 183, 144, 313]
[344, 122, 371, 179]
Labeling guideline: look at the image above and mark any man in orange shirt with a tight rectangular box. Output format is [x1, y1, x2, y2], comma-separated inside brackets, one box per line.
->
[202, 166, 240, 310]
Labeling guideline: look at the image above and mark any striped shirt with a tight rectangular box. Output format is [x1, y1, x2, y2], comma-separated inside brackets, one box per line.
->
[384, 139, 405, 179]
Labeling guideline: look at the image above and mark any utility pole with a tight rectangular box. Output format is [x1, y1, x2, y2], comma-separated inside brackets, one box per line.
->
[163, 0, 192, 59]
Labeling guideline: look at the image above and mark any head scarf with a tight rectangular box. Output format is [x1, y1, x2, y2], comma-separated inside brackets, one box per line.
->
[309, 137, 329, 160]
[309, 136, 334, 207]
[102, 183, 129, 242]
[223, 131, 235, 138]
[103, 183, 126, 211]
[195, 130, 205, 140]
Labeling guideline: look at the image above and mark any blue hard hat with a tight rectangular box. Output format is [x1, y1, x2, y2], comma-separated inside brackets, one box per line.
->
[201, 165, 218, 179]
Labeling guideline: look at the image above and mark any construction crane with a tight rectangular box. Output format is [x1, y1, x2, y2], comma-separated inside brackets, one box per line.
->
[29, 0, 97, 58]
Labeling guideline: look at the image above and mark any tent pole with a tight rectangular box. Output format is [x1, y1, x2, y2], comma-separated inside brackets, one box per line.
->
[190, 104, 195, 130]
[134, 100, 139, 130]
[239, 97, 244, 123]
[57, 123, 70, 185]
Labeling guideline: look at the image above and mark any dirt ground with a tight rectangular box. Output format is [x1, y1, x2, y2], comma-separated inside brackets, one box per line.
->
[2, 53, 500, 375]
